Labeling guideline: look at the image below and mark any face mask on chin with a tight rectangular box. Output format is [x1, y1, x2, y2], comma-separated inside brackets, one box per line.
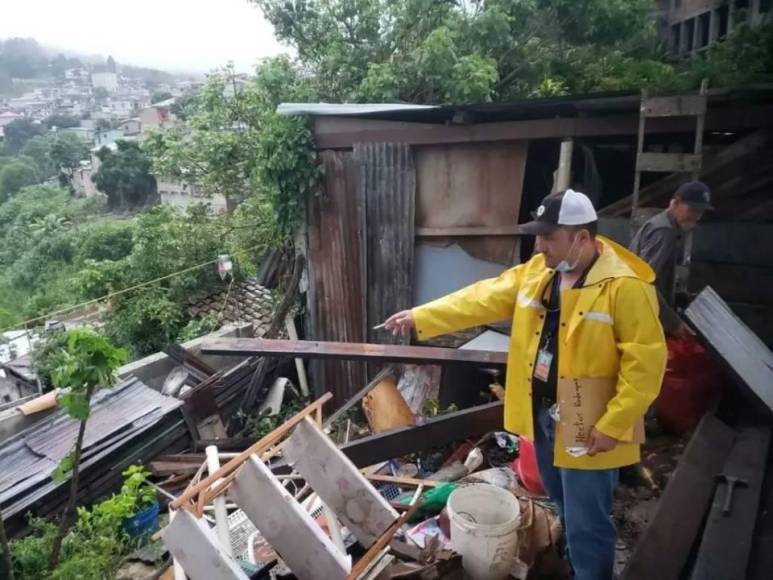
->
[555, 235, 580, 273]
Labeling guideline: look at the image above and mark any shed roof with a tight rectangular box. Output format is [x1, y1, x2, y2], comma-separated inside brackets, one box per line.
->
[279, 84, 773, 124]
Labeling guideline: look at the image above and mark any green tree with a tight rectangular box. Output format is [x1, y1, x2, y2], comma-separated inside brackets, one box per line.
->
[21, 135, 56, 179]
[252, 0, 678, 103]
[145, 60, 319, 233]
[46, 329, 127, 569]
[0, 161, 39, 202]
[150, 90, 173, 104]
[43, 114, 81, 130]
[92, 141, 156, 209]
[3, 119, 45, 154]
[49, 133, 89, 188]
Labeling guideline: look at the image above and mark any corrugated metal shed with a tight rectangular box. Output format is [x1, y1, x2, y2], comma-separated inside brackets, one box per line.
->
[306, 150, 368, 403]
[0, 377, 182, 521]
[356, 143, 416, 345]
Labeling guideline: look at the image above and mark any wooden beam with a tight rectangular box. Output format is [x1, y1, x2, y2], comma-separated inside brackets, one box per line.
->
[621, 413, 736, 580]
[416, 226, 522, 237]
[162, 509, 249, 580]
[230, 455, 351, 579]
[691, 425, 772, 580]
[340, 401, 504, 467]
[323, 367, 395, 429]
[685, 287, 773, 416]
[313, 106, 773, 150]
[201, 338, 508, 367]
[641, 95, 707, 118]
[284, 417, 399, 547]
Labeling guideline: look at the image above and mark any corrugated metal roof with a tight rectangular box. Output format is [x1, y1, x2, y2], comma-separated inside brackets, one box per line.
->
[0, 377, 182, 517]
[278, 103, 438, 116]
[278, 84, 773, 124]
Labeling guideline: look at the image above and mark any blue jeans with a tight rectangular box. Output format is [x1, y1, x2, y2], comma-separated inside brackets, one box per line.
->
[533, 405, 618, 580]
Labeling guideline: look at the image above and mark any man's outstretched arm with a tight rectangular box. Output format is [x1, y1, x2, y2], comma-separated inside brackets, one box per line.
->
[385, 265, 524, 339]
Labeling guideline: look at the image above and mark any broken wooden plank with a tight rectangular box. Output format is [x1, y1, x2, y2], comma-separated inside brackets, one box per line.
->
[149, 461, 203, 477]
[323, 367, 395, 429]
[201, 338, 507, 367]
[346, 499, 423, 580]
[162, 509, 248, 580]
[230, 455, 351, 579]
[685, 287, 773, 416]
[691, 424, 772, 580]
[621, 413, 736, 580]
[340, 401, 503, 467]
[284, 417, 399, 547]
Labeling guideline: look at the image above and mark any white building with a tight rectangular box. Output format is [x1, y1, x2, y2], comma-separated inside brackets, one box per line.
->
[91, 72, 119, 93]
[157, 180, 230, 214]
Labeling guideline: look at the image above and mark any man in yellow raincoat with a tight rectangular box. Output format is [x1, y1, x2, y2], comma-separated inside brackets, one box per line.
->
[385, 189, 666, 580]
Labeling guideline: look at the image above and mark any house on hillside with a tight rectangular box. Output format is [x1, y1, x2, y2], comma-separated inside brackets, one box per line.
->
[140, 99, 176, 133]
[280, 86, 773, 403]
[157, 179, 230, 213]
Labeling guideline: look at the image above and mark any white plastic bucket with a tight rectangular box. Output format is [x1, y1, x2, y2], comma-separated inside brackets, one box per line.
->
[447, 484, 521, 580]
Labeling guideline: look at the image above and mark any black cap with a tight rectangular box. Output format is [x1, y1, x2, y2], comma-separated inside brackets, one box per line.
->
[674, 181, 714, 211]
[519, 189, 598, 236]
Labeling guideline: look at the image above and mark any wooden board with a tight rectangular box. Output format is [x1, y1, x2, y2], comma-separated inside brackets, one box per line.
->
[201, 338, 508, 367]
[691, 425, 772, 580]
[284, 417, 399, 547]
[636, 152, 702, 173]
[230, 455, 351, 579]
[415, 141, 525, 265]
[162, 509, 248, 580]
[685, 287, 773, 416]
[340, 401, 504, 467]
[621, 413, 736, 580]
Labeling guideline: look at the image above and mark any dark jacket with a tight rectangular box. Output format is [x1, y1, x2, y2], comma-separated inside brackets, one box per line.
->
[629, 210, 683, 336]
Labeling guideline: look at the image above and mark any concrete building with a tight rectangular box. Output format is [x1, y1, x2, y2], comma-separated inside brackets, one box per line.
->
[91, 71, 119, 93]
[658, 0, 773, 56]
[139, 100, 175, 133]
[157, 179, 229, 213]
[118, 118, 142, 136]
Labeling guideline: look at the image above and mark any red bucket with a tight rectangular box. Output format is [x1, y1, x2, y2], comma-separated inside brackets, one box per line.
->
[513, 436, 546, 496]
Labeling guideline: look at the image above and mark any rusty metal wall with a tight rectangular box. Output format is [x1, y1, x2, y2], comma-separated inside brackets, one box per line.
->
[355, 143, 416, 346]
[306, 150, 368, 404]
[415, 141, 527, 265]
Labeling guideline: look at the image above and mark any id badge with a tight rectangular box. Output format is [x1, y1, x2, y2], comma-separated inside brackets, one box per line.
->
[534, 348, 553, 382]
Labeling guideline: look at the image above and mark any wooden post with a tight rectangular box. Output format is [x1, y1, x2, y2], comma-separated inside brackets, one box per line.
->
[553, 138, 574, 193]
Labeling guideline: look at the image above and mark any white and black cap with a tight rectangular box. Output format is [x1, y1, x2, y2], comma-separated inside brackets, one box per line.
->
[519, 189, 598, 236]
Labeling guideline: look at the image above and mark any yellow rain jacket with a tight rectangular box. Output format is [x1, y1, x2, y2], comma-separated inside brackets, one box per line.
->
[413, 236, 667, 470]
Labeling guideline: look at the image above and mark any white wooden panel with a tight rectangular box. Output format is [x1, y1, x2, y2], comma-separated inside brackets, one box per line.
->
[230, 455, 351, 579]
[162, 509, 248, 580]
[284, 417, 399, 546]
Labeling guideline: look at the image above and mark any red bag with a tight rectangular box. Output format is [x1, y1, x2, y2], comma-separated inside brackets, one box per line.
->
[513, 436, 547, 496]
[655, 337, 723, 433]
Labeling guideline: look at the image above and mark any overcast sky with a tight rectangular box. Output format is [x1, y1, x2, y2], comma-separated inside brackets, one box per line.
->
[1, 0, 287, 74]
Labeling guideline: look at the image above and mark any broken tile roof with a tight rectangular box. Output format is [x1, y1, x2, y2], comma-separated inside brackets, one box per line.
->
[188, 278, 275, 337]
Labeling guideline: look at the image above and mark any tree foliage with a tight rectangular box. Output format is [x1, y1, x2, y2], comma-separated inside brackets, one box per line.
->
[0, 161, 39, 201]
[92, 141, 157, 209]
[3, 119, 45, 154]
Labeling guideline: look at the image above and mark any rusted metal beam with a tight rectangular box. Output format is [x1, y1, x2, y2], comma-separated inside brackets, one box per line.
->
[201, 338, 508, 367]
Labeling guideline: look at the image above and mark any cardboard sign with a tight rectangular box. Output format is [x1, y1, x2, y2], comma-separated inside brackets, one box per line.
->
[557, 376, 645, 447]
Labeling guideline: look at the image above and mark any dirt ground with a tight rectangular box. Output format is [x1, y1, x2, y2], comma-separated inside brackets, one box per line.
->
[613, 428, 689, 574]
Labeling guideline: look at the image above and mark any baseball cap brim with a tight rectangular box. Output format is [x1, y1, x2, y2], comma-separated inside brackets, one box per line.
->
[519, 219, 559, 236]
[684, 201, 714, 212]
